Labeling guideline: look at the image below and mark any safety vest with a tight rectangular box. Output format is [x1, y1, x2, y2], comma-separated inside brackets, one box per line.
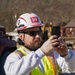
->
[16, 46, 58, 75]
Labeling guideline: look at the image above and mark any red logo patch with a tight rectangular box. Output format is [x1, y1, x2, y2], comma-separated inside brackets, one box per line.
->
[30, 17, 39, 23]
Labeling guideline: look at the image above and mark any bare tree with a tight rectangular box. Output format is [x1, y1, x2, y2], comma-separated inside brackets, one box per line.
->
[0, 0, 75, 31]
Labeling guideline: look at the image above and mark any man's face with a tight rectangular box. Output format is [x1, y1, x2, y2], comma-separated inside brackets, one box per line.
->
[18, 27, 42, 51]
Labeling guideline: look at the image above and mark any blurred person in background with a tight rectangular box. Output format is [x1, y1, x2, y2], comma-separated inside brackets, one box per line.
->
[0, 39, 17, 75]
[4, 13, 75, 75]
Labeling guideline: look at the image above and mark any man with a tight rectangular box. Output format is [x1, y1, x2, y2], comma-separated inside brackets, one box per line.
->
[4, 13, 75, 75]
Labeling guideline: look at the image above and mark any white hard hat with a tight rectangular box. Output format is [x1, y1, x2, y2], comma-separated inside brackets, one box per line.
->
[15, 13, 43, 31]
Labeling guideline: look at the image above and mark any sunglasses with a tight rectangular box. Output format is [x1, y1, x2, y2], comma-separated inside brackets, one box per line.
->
[22, 30, 42, 36]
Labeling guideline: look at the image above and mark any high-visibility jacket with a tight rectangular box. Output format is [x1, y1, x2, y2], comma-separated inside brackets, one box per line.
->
[4, 46, 75, 75]
[17, 46, 58, 75]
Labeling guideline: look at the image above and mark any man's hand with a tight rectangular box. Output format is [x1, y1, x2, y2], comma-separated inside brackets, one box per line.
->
[40, 35, 59, 54]
[55, 37, 68, 57]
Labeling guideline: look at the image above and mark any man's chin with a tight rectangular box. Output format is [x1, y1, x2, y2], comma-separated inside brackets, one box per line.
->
[35, 43, 41, 47]
[35, 41, 41, 45]
[31, 44, 41, 51]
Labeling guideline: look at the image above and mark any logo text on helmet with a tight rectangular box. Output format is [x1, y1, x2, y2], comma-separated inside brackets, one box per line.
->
[30, 17, 39, 23]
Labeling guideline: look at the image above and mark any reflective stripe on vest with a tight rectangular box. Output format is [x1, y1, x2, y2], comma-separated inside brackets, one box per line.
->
[17, 46, 57, 75]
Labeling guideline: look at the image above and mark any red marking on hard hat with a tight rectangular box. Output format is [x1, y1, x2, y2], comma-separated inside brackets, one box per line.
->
[30, 17, 39, 23]
[16, 26, 27, 30]
[19, 17, 27, 23]
[23, 26, 27, 28]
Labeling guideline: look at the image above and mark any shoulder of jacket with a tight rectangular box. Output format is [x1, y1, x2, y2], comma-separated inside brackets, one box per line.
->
[13, 50, 24, 58]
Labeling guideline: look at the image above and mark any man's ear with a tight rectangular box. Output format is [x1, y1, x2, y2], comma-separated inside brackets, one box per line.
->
[18, 33, 25, 41]
[18, 33, 23, 39]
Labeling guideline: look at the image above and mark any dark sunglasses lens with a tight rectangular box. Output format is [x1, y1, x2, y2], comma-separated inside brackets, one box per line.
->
[29, 31, 42, 36]
[29, 32, 34, 36]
